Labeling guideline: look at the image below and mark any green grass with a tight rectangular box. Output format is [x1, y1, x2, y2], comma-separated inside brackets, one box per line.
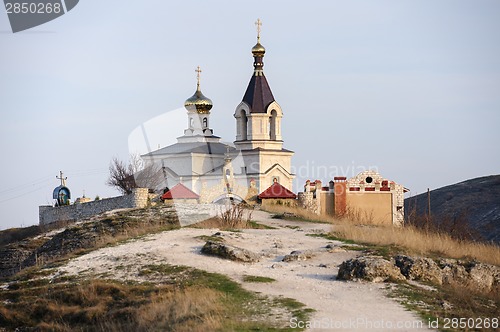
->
[307, 233, 404, 259]
[243, 275, 277, 283]
[248, 220, 277, 229]
[388, 282, 500, 332]
[305, 232, 356, 244]
[271, 213, 330, 224]
[194, 234, 225, 243]
[0, 264, 314, 331]
[138, 264, 189, 276]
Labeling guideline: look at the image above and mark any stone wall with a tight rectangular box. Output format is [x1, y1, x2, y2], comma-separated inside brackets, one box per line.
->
[298, 192, 318, 214]
[39, 188, 149, 226]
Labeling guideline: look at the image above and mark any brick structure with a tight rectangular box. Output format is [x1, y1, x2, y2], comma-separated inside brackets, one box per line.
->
[299, 171, 408, 226]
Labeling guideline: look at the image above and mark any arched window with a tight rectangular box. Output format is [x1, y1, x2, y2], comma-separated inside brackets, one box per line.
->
[203, 117, 208, 128]
[240, 110, 247, 140]
[269, 110, 277, 140]
[189, 117, 194, 128]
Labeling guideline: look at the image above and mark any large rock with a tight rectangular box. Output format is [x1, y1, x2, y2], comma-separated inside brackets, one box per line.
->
[468, 263, 499, 292]
[201, 241, 260, 263]
[337, 256, 405, 283]
[395, 255, 443, 284]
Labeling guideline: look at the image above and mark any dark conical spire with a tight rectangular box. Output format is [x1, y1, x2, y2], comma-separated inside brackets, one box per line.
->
[242, 19, 275, 114]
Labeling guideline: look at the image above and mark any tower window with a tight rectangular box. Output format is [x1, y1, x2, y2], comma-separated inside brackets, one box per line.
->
[269, 110, 277, 140]
[240, 109, 247, 140]
[203, 117, 208, 128]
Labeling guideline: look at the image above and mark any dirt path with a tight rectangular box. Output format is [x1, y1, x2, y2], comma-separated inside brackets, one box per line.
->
[57, 210, 430, 331]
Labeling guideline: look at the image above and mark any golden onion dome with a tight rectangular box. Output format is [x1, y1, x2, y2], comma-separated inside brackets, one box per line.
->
[252, 42, 266, 56]
[184, 87, 213, 114]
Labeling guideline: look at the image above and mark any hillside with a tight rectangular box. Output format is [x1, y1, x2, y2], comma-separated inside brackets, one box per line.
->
[1, 204, 499, 330]
[404, 175, 500, 243]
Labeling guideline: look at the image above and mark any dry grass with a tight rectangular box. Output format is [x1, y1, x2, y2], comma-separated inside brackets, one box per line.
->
[264, 204, 500, 266]
[191, 204, 254, 230]
[0, 265, 313, 331]
[0, 279, 223, 331]
[263, 204, 338, 223]
[333, 223, 500, 266]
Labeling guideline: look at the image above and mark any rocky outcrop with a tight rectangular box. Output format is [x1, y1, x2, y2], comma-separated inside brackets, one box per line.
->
[338, 254, 500, 291]
[438, 259, 500, 292]
[201, 241, 260, 263]
[337, 256, 405, 283]
[0, 246, 32, 278]
[1, 205, 180, 279]
[282, 250, 315, 262]
[394, 255, 443, 284]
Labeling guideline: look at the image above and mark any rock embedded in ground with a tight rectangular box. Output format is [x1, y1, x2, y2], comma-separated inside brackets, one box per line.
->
[342, 254, 500, 291]
[337, 256, 405, 283]
[200, 240, 260, 263]
[282, 250, 315, 262]
[394, 255, 443, 285]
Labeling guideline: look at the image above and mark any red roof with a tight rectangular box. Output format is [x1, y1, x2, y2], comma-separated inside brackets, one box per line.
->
[258, 182, 297, 199]
[161, 183, 200, 200]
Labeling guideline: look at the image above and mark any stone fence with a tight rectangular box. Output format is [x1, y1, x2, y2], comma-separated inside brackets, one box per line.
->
[39, 188, 149, 226]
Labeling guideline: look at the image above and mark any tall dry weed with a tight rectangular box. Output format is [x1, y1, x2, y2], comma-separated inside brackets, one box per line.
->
[333, 223, 500, 266]
[264, 204, 500, 266]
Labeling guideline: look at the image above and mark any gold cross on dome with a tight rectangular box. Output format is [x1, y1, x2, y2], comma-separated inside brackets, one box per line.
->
[195, 66, 202, 87]
[255, 18, 262, 41]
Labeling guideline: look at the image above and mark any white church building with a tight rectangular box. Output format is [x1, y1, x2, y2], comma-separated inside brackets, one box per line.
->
[142, 21, 295, 204]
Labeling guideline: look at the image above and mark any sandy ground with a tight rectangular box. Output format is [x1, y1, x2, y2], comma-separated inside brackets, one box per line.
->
[56, 210, 431, 331]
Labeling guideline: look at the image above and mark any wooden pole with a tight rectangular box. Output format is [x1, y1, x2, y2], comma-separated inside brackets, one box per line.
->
[427, 188, 431, 226]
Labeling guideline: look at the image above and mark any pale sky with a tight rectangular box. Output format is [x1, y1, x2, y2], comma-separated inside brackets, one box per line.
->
[1, 0, 499, 229]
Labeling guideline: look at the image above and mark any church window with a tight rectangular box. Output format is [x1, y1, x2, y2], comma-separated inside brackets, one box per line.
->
[269, 110, 277, 140]
[240, 109, 247, 140]
[203, 117, 208, 128]
[366, 176, 373, 184]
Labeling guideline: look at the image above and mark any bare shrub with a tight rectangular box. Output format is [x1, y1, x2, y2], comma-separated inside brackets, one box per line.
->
[106, 157, 136, 195]
[219, 204, 253, 229]
[107, 154, 164, 195]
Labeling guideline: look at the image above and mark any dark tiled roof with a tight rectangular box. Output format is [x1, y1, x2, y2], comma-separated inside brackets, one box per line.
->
[258, 182, 297, 199]
[242, 74, 275, 114]
[162, 183, 200, 200]
[143, 142, 236, 157]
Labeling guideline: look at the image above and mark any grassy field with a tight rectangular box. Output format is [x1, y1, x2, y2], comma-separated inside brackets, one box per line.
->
[0, 264, 313, 331]
[265, 204, 500, 330]
[264, 205, 500, 266]
[0, 205, 314, 331]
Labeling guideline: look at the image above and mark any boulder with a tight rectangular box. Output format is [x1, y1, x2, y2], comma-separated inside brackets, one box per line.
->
[282, 250, 315, 262]
[394, 255, 443, 285]
[466, 262, 500, 292]
[337, 256, 405, 283]
[201, 241, 260, 263]
[438, 259, 470, 286]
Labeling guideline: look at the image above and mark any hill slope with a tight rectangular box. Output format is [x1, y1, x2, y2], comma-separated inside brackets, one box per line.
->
[404, 175, 500, 243]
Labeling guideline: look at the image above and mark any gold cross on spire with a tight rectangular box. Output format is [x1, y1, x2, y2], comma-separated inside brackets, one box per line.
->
[195, 66, 202, 89]
[255, 18, 262, 42]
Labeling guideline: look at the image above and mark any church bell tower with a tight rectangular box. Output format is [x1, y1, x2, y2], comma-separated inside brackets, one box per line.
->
[234, 19, 284, 151]
[233, 19, 294, 192]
